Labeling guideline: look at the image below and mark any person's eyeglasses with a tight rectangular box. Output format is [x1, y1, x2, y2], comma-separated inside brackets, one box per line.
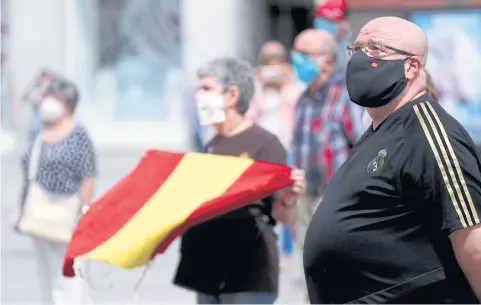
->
[346, 42, 415, 57]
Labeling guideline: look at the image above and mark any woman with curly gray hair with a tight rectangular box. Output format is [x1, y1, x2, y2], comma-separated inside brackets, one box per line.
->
[173, 57, 306, 304]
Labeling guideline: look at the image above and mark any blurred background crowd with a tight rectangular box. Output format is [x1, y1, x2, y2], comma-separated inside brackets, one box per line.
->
[2, 0, 481, 153]
[2, 0, 481, 303]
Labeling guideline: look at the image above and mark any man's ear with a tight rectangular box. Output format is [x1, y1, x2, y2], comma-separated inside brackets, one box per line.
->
[255, 67, 262, 81]
[323, 54, 336, 72]
[405, 58, 421, 80]
[255, 67, 261, 79]
[327, 54, 336, 66]
[225, 86, 240, 108]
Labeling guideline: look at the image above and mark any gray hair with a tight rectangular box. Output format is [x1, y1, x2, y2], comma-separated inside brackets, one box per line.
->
[44, 77, 80, 110]
[197, 57, 255, 115]
[257, 41, 289, 65]
[30, 69, 80, 111]
[22, 69, 79, 108]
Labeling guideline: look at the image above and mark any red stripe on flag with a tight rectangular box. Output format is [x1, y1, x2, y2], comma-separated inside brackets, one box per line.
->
[155, 160, 293, 254]
[63, 150, 183, 276]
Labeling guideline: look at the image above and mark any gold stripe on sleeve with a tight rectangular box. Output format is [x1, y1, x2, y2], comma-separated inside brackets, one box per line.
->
[425, 102, 480, 225]
[413, 104, 467, 228]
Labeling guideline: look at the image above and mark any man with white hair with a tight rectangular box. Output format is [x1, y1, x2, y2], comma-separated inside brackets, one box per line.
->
[291, 28, 364, 302]
[303, 17, 481, 303]
[291, 28, 364, 265]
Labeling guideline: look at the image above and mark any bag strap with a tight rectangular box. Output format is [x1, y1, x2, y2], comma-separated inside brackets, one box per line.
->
[28, 135, 43, 181]
[203, 135, 221, 153]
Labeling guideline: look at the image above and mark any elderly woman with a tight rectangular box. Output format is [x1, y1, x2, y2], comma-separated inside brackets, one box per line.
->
[16, 75, 96, 304]
[173, 57, 306, 304]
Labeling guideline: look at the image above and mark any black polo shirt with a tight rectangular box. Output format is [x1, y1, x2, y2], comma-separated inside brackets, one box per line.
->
[303, 93, 481, 304]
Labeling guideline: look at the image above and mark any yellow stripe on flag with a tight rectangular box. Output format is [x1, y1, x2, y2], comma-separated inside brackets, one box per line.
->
[80, 153, 254, 267]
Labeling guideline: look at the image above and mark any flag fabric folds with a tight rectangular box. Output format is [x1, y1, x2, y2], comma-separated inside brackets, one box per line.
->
[63, 150, 293, 277]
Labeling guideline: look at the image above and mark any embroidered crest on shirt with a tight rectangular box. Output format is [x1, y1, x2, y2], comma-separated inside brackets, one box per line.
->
[367, 149, 387, 174]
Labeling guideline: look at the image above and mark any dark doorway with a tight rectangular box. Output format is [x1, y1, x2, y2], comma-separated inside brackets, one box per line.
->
[267, 1, 314, 49]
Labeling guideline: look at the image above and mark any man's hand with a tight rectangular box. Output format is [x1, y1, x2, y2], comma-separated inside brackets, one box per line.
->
[291, 168, 306, 195]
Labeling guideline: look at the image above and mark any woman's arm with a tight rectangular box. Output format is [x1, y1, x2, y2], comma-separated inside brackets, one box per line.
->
[272, 191, 298, 226]
[256, 136, 306, 226]
[77, 129, 98, 212]
[80, 177, 95, 206]
[272, 169, 305, 226]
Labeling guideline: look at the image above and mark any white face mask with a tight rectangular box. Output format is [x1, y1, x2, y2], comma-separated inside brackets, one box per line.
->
[195, 92, 226, 126]
[259, 66, 283, 83]
[39, 97, 65, 123]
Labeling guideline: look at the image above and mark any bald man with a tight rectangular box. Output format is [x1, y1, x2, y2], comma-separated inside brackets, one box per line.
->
[303, 17, 481, 304]
[291, 28, 364, 300]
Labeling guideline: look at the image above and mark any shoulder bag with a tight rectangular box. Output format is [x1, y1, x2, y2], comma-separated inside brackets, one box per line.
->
[18, 135, 82, 243]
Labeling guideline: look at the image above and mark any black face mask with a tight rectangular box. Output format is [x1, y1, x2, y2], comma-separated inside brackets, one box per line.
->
[346, 51, 407, 108]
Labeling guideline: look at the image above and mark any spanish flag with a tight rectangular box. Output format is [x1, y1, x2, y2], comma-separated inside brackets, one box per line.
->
[63, 150, 293, 277]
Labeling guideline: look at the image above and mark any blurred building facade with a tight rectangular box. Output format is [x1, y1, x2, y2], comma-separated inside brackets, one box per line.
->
[2, 0, 481, 154]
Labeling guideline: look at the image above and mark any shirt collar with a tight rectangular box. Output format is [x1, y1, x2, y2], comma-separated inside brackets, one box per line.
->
[408, 91, 434, 108]
[302, 75, 337, 100]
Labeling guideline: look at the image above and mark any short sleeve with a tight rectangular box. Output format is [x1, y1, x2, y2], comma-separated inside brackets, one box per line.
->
[403, 113, 481, 234]
[256, 134, 287, 165]
[77, 129, 97, 179]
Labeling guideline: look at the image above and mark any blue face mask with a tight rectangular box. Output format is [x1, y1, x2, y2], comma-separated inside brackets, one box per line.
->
[314, 17, 339, 36]
[291, 51, 320, 85]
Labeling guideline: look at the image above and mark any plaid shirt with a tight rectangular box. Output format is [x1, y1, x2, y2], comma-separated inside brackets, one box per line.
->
[292, 76, 364, 191]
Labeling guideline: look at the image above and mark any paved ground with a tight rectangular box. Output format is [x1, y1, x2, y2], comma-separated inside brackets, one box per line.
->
[1, 150, 305, 304]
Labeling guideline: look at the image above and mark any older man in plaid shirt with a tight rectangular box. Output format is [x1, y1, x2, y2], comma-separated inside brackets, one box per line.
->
[291, 29, 364, 270]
